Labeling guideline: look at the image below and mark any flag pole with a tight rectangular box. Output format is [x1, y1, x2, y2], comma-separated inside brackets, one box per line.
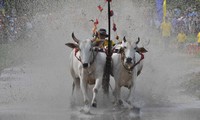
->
[108, 0, 111, 59]
[102, 0, 111, 95]
[163, 0, 166, 22]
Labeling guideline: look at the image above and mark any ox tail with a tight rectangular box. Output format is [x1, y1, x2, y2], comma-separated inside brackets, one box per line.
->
[102, 57, 111, 96]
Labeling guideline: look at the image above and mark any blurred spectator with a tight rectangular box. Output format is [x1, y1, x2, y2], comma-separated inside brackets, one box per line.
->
[155, 4, 200, 38]
[174, 8, 181, 17]
[177, 29, 187, 50]
[194, 16, 200, 34]
[160, 17, 172, 49]
[197, 32, 200, 47]
[7, 14, 18, 42]
[0, 12, 4, 31]
[171, 16, 178, 34]
[0, 11, 7, 43]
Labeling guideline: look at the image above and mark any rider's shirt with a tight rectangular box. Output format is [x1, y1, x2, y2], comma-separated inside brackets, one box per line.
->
[160, 21, 172, 37]
[95, 38, 115, 48]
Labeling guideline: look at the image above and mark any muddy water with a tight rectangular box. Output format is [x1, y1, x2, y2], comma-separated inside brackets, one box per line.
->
[1, 1, 200, 120]
[1, 38, 200, 120]
[0, 101, 200, 120]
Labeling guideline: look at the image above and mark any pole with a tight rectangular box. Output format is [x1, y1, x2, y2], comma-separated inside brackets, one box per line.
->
[163, 0, 166, 22]
[102, 0, 111, 95]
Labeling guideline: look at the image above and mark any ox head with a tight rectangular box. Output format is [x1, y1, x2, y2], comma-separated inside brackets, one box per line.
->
[65, 33, 95, 69]
[122, 37, 139, 65]
[119, 37, 145, 70]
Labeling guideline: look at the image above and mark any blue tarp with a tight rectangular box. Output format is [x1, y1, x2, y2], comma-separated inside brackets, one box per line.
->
[0, 0, 5, 9]
[155, 0, 163, 24]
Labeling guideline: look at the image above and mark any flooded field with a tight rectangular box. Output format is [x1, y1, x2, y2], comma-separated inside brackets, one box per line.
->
[0, 0, 200, 120]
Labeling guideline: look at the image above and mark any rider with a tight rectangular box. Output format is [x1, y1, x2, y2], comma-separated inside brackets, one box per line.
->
[94, 28, 115, 48]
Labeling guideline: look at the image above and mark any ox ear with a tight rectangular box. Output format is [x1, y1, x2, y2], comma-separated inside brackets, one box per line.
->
[72, 32, 79, 43]
[137, 47, 148, 53]
[136, 37, 140, 44]
[123, 36, 126, 42]
[122, 36, 127, 47]
[65, 43, 78, 49]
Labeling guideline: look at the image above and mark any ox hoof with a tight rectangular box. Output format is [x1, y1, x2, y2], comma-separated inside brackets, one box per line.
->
[113, 100, 124, 110]
[92, 103, 97, 108]
[80, 104, 91, 114]
[131, 106, 140, 114]
[113, 99, 123, 106]
[118, 99, 123, 105]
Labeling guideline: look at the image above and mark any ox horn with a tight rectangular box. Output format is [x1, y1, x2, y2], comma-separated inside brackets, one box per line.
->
[136, 37, 140, 44]
[72, 32, 79, 43]
[123, 36, 126, 42]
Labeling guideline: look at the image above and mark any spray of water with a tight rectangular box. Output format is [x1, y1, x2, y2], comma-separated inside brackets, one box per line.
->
[1, 0, 200, 119]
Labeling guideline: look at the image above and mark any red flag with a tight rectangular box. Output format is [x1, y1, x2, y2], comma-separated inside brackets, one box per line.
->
[94, 19, 99, 25]
[110, 10, 114, 17]
[97, 5, 103, 12]
[113, 23, 117, 31]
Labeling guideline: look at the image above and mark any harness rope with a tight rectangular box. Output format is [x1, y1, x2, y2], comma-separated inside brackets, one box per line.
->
[74, 47, 104, 66]
[121, 51, 144, 73]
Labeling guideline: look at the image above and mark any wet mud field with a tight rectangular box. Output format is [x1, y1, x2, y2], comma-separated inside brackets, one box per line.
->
[0, 52, 200, 120]
[1, 0, 200, 120]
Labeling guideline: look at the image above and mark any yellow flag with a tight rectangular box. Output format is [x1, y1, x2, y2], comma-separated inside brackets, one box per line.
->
[163, 0, 167, 21]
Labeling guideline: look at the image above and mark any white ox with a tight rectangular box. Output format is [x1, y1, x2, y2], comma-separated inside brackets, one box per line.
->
[65, 33, 106, 109]
[112, 37, 147, 109]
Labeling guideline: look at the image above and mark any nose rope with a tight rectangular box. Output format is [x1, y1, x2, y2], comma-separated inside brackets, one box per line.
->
[74, 48, 97, 67]
[74, 48, 82, 62]
[121, 51, 144, 72]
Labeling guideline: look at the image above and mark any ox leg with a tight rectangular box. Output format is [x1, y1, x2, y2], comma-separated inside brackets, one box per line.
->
[126, 88, 131, 101]
[126, 85, 140, 114]
[126, 81, 140, 113]
[127, 71, 138, 108]
[70, 77, 81, 107]
[80, 78, 90, 106]
[91, 78, 101, 108]
[127, 86, 140, 114]
[127, 86, 135, 105]
[71, 78, 80, 95]
[113, 83, 123, 106]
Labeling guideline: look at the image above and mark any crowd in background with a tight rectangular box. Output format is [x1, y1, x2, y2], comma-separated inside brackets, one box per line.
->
[0, 1, 199, 57]
[169, 6, 200, 54]
[151, 5, 200, 35]
[147, 4, 200, 55]
[0, 8, 33, 44]
[170, 6, 200, 36]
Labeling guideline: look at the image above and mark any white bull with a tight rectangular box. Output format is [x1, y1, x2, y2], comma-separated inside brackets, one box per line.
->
[112, 37, 147, 109]
[65, 33, 106, 110]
